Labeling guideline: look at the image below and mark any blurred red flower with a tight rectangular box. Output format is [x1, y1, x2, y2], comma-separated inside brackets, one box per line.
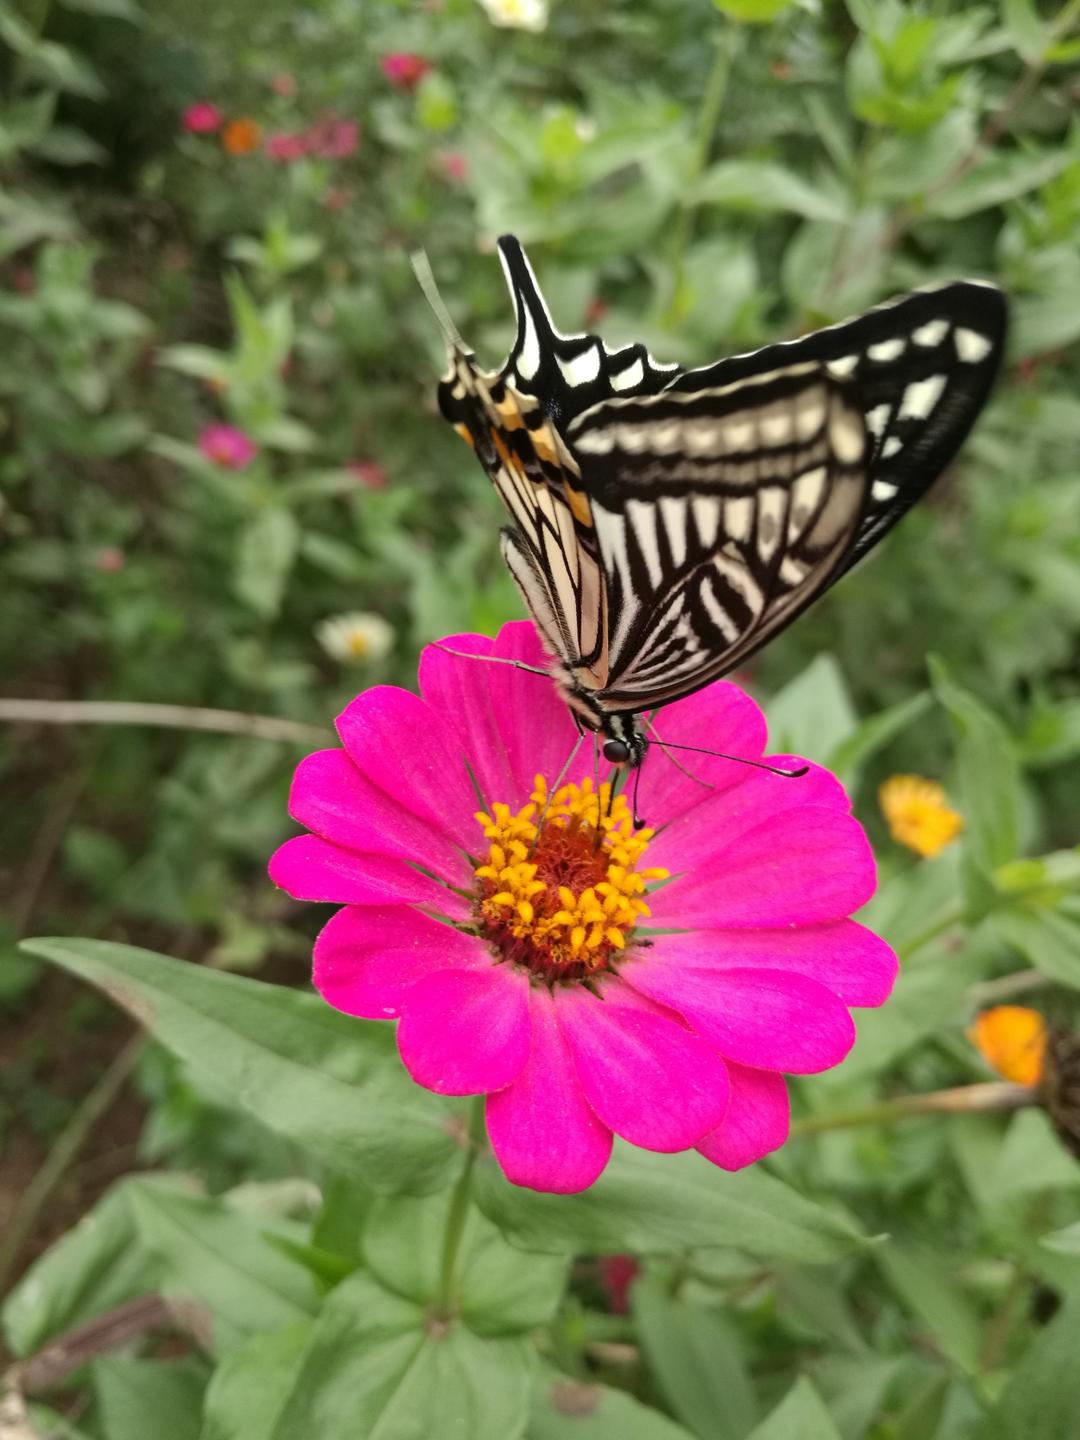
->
[347, 461, 388, 490]
[182, 102, 223, 134]
[198, 424, 258, 469]
[306, 116, 360, 159]
[380, 53, 431, 90]
[436, 149, 468, 184]
[267, 132, 309, 162]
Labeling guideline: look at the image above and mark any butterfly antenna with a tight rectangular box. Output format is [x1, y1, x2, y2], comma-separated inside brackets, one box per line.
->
[647, 737, 809, 780]
[431, 641, 550, 678]
[631, 762, 646, 830]
[410, 249, 468, 354]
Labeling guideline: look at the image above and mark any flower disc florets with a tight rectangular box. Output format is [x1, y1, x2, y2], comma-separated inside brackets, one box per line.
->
[474, 777, 668, 982]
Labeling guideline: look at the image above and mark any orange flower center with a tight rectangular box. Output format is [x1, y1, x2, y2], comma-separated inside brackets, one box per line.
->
[472, 776, 668, 983]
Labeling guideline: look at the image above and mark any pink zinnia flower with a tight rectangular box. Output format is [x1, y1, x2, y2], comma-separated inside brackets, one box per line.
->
[270, 72, 297, 97]
[198, 423, 258, 469]
[266, 131, 309, 162]
[269, 622, 896, 1194]
[92, 546, 125, 573]
[305, 116, 360, 159]
[182, 102, 223, 134]
[380, 53, 431, 91]
[435, 149, 469, 184]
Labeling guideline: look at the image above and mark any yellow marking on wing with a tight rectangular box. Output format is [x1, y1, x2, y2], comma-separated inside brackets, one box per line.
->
[453, 423, 475, 448]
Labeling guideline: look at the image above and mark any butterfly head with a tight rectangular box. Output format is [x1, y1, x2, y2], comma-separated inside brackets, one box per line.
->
[597, 712, 649, 772]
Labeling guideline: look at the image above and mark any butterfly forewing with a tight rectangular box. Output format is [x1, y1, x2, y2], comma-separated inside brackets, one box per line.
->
[427, 235, 1005, 725]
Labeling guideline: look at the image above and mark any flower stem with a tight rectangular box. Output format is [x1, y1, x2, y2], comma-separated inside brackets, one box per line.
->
[435, 1097, 487, 1313]
[788, 1081, 1036, 1138]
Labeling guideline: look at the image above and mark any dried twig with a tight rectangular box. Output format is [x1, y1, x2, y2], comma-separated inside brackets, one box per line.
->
[0, 699, 329, 746]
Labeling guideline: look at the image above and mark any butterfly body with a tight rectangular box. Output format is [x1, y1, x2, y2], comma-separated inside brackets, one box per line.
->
[429, 237, 1006, 765]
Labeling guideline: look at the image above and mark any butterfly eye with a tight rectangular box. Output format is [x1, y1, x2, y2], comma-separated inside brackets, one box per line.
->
[602, 738, 632, 767]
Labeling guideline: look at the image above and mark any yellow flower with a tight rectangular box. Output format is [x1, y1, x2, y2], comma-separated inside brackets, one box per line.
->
[222, 117, 262, 156]
[968, 1006, 1048, 1086]
[475, 0, 548, 31]
[315, 612, 394, 665]
[879, 774, 963, 858]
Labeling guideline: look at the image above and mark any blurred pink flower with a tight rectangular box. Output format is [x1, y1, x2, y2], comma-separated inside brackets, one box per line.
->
[92, 546, 126, 573]
[598, 1256, 638, 1314]
[198, 424, 258, 470]
[380, 53, 432, 91]
[266, 131, 309, 162]
[182, 102, 223, 134]
[322, 187, 352, 212]
[436, 149, 469, 184]
[306, 116, 360, 159]
[270, 621, 896, 1193]
[271, 72, 297, 97]
[347, 461, 388, 489]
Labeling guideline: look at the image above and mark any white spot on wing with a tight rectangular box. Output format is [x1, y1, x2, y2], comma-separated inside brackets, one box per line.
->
[692, 496, 721, 548]
[827, 354, 858, 377]
[610, 357, 644, 391]
[899, 373, 946, 421]
[725, 496, 753, 542]
[913, 318, 949, 347]
[699, 575, 738, 642]
[516, 302, 541, 380]
[882, 435, 903, 459]
[557, 346, 602, 387]
[659, 496, 689, 568]
[760, 407, 791, 446]
[869, 337, 905, 362]
[829, 404, 865, 464]
[573, 427, 615, 456]
[872, 479, 899, 500]
[955, 327, 992, 363]
[627, 498, 663, 589]
[866, 403, 891, 438]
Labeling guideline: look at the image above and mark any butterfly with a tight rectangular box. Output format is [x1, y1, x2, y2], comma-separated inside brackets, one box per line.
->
[419, 236, 1006, 771]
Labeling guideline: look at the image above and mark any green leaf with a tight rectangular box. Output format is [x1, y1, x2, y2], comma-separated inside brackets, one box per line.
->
[201, 1324, 313, 1440]
[926, 147, 1071, 220]
[875, 1244, 982, 1374]
[529, 1370, 695, 1439]
[990, 1109, 1080, 1199]
[766, 655, 858, 760]
[1002, 0, 1048, 62]
[475, 1144, 867, 1262]
[992, 907, 1080, 989]
[712, 0, 793, 19]
[58, 0, 143, 16]
[31, 124, 107, 165]
[633, 1276, 758, 1440]
[929, 658, 1020, 872]
[91, 1356, 207, 1440]
[687, 160, 849, 225]
[2, 1179, 161, 1356]
[810, 1355, 903, 1440]
[21, 938, 463, 1194]
[234, 508, 299, 619]
[269, 1271, 534, 1440]
[827, 691, 932, 786]
[745, 1378, 842, 1440]
[983, 1291, 1080, 1439]
[362, 1193, 568, 1336]
[126, 1183, 317, 1353]
[1041, 1220, 1080, 1255]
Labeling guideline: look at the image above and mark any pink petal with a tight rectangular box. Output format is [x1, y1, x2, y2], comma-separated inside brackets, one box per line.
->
[630, 923, 897, 1008]
[643, 683, 769, 821]
[487, 988, 612, 1193]
[335, 687, 480, 844]
[696, 1063, 790, 1171]
[555, 984, 729, 1151]
[648, 759, 850, 874]
[653, 804, 876, 928]
[627, 964, 855, 1073]
[270, 834, 469, 915]
[288, 750, 470, 886]
[481, 622, 581, 802]
[397, 966, 530, 1095]
[313, 905, 485, 1019]
[418, 631, 515, 804]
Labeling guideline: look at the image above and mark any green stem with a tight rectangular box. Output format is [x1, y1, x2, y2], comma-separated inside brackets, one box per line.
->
[788, 1080, 1036, 1139]
[896, 907, 965, 961]
[665, 27, 739, 324]
[435, 1097, 487, 1313]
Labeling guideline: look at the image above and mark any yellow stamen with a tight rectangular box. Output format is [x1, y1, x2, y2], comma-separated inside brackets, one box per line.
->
[880, 774, 963, 858]
[471, 776, 668, 980]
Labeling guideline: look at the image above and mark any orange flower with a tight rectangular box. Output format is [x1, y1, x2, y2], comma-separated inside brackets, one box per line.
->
[969, 1006, 1048, 1086]
[222, 117, 262, 156]
[880, 774, 963, 858]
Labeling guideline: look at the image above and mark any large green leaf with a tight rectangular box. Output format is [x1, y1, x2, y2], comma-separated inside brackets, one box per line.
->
[875, 1245, 982, 1374]
[269, 1272, 534, 1440]
[765, 655, 858, 761]
[92, 1357, 208, 1440]
[528, 1371, 695, 1439]
[687, 160, 849, 224]
[126, 1184, 317, 1354]
[362, 1193, 568, 1336]
[633, 1276, 758, 1440]
[475, 1145, 867, 1262]
[21, 938, 462, 1193]
[234, 509, 299, 619]
[201, 1325, 314, 1440]
[992, 907, 1080, 989]
[745, 1379, 842, 1440]
[983, 1291, 1080, 1439]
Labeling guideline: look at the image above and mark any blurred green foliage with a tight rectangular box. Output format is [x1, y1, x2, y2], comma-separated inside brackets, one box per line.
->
[3, 0, 1080, 1436]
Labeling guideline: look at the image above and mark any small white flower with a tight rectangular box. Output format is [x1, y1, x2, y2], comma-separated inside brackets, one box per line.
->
[315, 612, 394, 665]
[476, 0, 548, 32]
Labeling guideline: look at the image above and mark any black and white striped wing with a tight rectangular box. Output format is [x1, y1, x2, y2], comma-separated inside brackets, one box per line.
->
[665, 281, 1007, 571]
[565, 363, 870, 710]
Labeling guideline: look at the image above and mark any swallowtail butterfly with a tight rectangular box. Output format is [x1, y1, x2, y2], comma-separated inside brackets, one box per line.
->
[422, 237, 1006, 770]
